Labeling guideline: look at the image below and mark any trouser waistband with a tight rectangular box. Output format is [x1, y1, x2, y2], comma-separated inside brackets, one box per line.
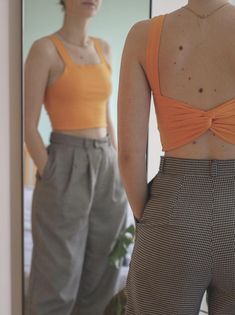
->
[159, 156, 235, 177]
[50, 132, 112, 148]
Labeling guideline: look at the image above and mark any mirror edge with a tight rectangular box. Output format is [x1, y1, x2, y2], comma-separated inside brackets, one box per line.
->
[20, 1, 153, 314]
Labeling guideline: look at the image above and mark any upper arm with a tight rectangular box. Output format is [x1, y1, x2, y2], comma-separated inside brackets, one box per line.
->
[117, 20, 151, 156]
[24, 38, 53, 129]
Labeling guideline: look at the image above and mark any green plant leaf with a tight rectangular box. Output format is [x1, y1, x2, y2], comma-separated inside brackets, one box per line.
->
[108, 224, 136, 268]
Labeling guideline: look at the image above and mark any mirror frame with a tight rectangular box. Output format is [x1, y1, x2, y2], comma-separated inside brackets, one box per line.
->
[20, 1, 153, 314]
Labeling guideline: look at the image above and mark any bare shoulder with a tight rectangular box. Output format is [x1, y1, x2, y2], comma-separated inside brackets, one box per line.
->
[96, 38, 110, 53]
[224, 4, 235, 28]
[95, 37, 112, 62]
[125, 19, 151, 47]
[26, 35, 58, 64]
[122, 18, 152, 66]
[94, 37, 112, 66]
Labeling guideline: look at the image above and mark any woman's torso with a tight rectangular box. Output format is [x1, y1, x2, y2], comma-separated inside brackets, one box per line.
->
[141, 4, 235, 159]
[45, 33, 111, 139]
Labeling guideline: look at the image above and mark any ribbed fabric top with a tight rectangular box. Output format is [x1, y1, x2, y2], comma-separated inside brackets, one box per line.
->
[146, 15, 235, 151]
[44, 35, 112, 130]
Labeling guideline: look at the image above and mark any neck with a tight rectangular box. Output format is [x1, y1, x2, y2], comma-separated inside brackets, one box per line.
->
[59, 14, 91, 45]
[188, 0, 229, 12]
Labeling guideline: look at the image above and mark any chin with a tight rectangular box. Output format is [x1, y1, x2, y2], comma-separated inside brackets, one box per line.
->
[79, 5, 98, 17]
[82, 3, 99, 12]
[79, 12, 96, 19]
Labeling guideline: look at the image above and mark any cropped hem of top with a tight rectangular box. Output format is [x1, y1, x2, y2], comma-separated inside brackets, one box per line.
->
[145, 14, 235, 152]
[44, 35, 112, 131]
[52, 123, 108, 131]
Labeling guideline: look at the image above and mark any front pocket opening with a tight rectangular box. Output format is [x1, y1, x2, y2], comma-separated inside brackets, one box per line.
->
[39, 145, 54, 181]
[168, 174, 187, 223]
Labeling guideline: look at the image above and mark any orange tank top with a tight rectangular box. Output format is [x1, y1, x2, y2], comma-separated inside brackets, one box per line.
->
[44, 35, 112, 130]
[146, 15, 235, 152]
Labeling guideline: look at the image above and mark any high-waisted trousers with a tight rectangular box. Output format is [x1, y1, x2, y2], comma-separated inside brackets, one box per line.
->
[125, 156, 235, 315]
[26, 132, 128, 315]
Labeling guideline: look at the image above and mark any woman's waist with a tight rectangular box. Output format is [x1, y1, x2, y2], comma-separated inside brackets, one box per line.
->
[158, 155, 235, 177]
[53, 127, 108, 139]
[164, 130, 235, 160]
[49, 130, 112, 147]
[47, 111, 107, 131]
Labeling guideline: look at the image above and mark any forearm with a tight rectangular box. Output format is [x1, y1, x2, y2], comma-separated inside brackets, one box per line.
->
[118, 153, 148, 220]
[107, 120, 117, 149]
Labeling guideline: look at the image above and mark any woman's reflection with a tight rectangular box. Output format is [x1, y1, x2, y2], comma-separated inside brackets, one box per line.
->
[24, 0, 128, 314]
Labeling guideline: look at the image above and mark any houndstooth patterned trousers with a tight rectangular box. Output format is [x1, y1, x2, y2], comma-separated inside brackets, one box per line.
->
[125, 156, 235, 315]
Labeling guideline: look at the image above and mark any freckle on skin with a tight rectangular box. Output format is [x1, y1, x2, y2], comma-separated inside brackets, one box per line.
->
[181, 67, 184, 71]
[192, 141, 197, 144]
[214, 89, 217, 92]
[174, 61, 177, 65]
[179, 45, 183, 50]
[198, 88, 203, 93]
[188, 77, 191, 80]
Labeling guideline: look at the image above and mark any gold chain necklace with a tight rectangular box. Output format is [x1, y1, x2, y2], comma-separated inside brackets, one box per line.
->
[183, 2, 230, 19]
[56, 32, 91, 48]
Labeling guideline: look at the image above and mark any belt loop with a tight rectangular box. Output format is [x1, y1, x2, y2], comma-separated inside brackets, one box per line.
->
[94, 140, 99, 148]
[107, 133, 111, 146]
[84, 139, 90, 149]
[210, 160, 218, 177]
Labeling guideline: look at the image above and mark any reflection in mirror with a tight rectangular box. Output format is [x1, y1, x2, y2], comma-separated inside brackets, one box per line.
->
[23, 0, 150, 314]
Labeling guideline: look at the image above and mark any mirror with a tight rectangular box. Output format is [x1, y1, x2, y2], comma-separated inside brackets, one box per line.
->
[23, 0, 151, 314]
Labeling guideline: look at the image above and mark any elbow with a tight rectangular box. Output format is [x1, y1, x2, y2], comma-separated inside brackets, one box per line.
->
[24, 122, 38, 144]
[118, 152, 132, 166]
[118, 151, 146, 170]
[118, 153, 133, 175]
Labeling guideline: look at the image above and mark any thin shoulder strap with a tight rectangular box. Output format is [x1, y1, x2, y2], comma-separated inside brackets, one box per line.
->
[146, 15, 165, 95]
[48, 35, 73, 66]
[92, 37, 111, 69]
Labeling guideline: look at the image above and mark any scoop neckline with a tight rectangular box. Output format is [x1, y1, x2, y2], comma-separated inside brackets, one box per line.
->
[53, 34, 105, 68]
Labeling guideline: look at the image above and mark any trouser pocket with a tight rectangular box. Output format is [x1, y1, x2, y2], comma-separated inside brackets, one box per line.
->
[134, 172, 161, 224]
[36, 144, 56, 182]
[136, 172, 186, 226]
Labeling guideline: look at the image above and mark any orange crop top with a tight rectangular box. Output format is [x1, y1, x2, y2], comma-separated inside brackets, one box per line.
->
[146, 15, 235, 151]
[44, 35, 112, 130]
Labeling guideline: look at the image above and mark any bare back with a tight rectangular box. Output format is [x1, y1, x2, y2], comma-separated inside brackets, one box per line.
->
[140, 4, 235, 159]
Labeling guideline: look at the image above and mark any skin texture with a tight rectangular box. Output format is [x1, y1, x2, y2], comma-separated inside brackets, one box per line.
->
[24, 0, 116, 176]
[118, 0, 235, 219]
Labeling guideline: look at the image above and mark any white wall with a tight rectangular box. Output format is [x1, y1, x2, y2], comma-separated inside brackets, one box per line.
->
[0, 0, 22, 314]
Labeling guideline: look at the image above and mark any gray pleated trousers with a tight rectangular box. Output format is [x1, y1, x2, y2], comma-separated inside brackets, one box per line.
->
[26, 132, 128, 315]
[125, 156, 235, 315]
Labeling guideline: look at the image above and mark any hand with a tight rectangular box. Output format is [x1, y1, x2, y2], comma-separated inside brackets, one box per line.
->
[133, 213, 143, 223]
[37, 158, 48, 178]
